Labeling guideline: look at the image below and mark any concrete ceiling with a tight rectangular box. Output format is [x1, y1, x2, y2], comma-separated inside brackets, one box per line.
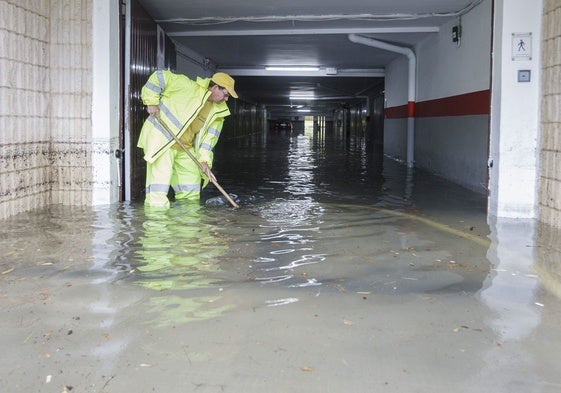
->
[136, 0, 483, 119]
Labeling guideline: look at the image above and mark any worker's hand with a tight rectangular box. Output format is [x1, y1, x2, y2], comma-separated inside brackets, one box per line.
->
[147, 105, 160, 117]
[200, 162, 216, 183]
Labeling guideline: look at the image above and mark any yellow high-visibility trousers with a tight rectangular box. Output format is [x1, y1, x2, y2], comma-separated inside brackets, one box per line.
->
[145, 147, 202, 207]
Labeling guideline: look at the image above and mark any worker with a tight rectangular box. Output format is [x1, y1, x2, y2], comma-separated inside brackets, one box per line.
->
[137, 70, 238, 207]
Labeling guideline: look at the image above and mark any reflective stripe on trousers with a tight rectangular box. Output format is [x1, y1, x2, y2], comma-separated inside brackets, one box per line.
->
[145, 148, 202, 207]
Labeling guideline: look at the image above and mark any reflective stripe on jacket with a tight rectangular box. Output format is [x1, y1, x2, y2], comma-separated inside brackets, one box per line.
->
[137, 70, 231, 166]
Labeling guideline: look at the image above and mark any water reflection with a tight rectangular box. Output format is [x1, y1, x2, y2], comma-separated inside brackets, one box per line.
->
[134, 204, 225, 290]
[3, 126, 561, 392]
[122, 203, 237, 324]
[131, 203, 228, 290]
[251, 199, 326, 286]
[479, 218, 541, 341]
[470, 218, 543, 393]
[248, 135, 327, 289]
[203, 129, 495, 298]
[285, 135, 317, 196]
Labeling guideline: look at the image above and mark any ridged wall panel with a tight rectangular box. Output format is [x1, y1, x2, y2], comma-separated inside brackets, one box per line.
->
[0, 0, 93, 220]
[49, 0, 93, 206]
[540, 0, 561, 228]
[0, 1, 51, 219]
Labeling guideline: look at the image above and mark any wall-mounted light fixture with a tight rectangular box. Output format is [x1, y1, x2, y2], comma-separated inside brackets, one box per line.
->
[452, 16, 462, 47]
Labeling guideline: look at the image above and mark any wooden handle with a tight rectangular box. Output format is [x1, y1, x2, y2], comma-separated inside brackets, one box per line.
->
[154, 115, 240, 208]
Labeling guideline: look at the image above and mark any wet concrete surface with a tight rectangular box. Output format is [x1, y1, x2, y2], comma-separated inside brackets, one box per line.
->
[1, 129, 561, 392]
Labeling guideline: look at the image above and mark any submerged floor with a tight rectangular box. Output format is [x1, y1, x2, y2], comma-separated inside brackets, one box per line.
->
[1, 128, 561, 392]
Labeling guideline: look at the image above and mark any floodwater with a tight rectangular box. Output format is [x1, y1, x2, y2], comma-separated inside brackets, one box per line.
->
[1, 127, 561, 393]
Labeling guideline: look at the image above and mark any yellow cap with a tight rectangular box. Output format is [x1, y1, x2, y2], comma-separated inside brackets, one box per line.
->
[211, 72, 238, 98]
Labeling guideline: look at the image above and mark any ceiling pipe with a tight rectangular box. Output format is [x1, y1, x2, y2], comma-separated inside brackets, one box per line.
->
[348, 34, 416, 168]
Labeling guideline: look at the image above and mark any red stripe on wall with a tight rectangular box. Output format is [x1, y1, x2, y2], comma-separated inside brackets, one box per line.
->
[384, 89, 491, 119]
[385, 104, 409, 119]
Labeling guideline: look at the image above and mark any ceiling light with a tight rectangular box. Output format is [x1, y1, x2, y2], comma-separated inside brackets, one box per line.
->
[297, 109, 311, 113]
[289, 95, 315, 100]
[266, 66, 320, 72]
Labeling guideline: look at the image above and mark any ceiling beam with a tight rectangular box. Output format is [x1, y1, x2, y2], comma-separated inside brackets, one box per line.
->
[167, 26, 439, 37]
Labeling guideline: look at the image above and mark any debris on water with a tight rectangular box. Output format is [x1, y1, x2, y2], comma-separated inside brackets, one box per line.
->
[205, 194, 239, 206]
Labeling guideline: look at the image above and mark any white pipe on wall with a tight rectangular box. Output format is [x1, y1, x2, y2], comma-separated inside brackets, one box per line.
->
[348, 34, 417, 167]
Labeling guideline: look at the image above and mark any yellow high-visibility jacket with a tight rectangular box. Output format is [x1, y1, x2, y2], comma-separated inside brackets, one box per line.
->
[137, 70, 231, 168]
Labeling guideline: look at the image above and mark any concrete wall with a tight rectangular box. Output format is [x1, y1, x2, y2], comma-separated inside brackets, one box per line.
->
[415, 116, 489, 193]
[539, 0, 561, 228]
[415, 1, 492, 193]
[0, 0, 93, 220]
[384, 56, 409, 162]
[383, 0, 492, 192]
[416, 3, 492, 100]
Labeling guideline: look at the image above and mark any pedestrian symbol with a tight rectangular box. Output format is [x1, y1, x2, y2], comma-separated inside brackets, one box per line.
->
[512, 32, 532, 61]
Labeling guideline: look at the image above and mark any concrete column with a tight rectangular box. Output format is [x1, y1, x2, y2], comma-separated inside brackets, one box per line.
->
[92, 0, 121, 204]
[488, 0, 543, 218]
